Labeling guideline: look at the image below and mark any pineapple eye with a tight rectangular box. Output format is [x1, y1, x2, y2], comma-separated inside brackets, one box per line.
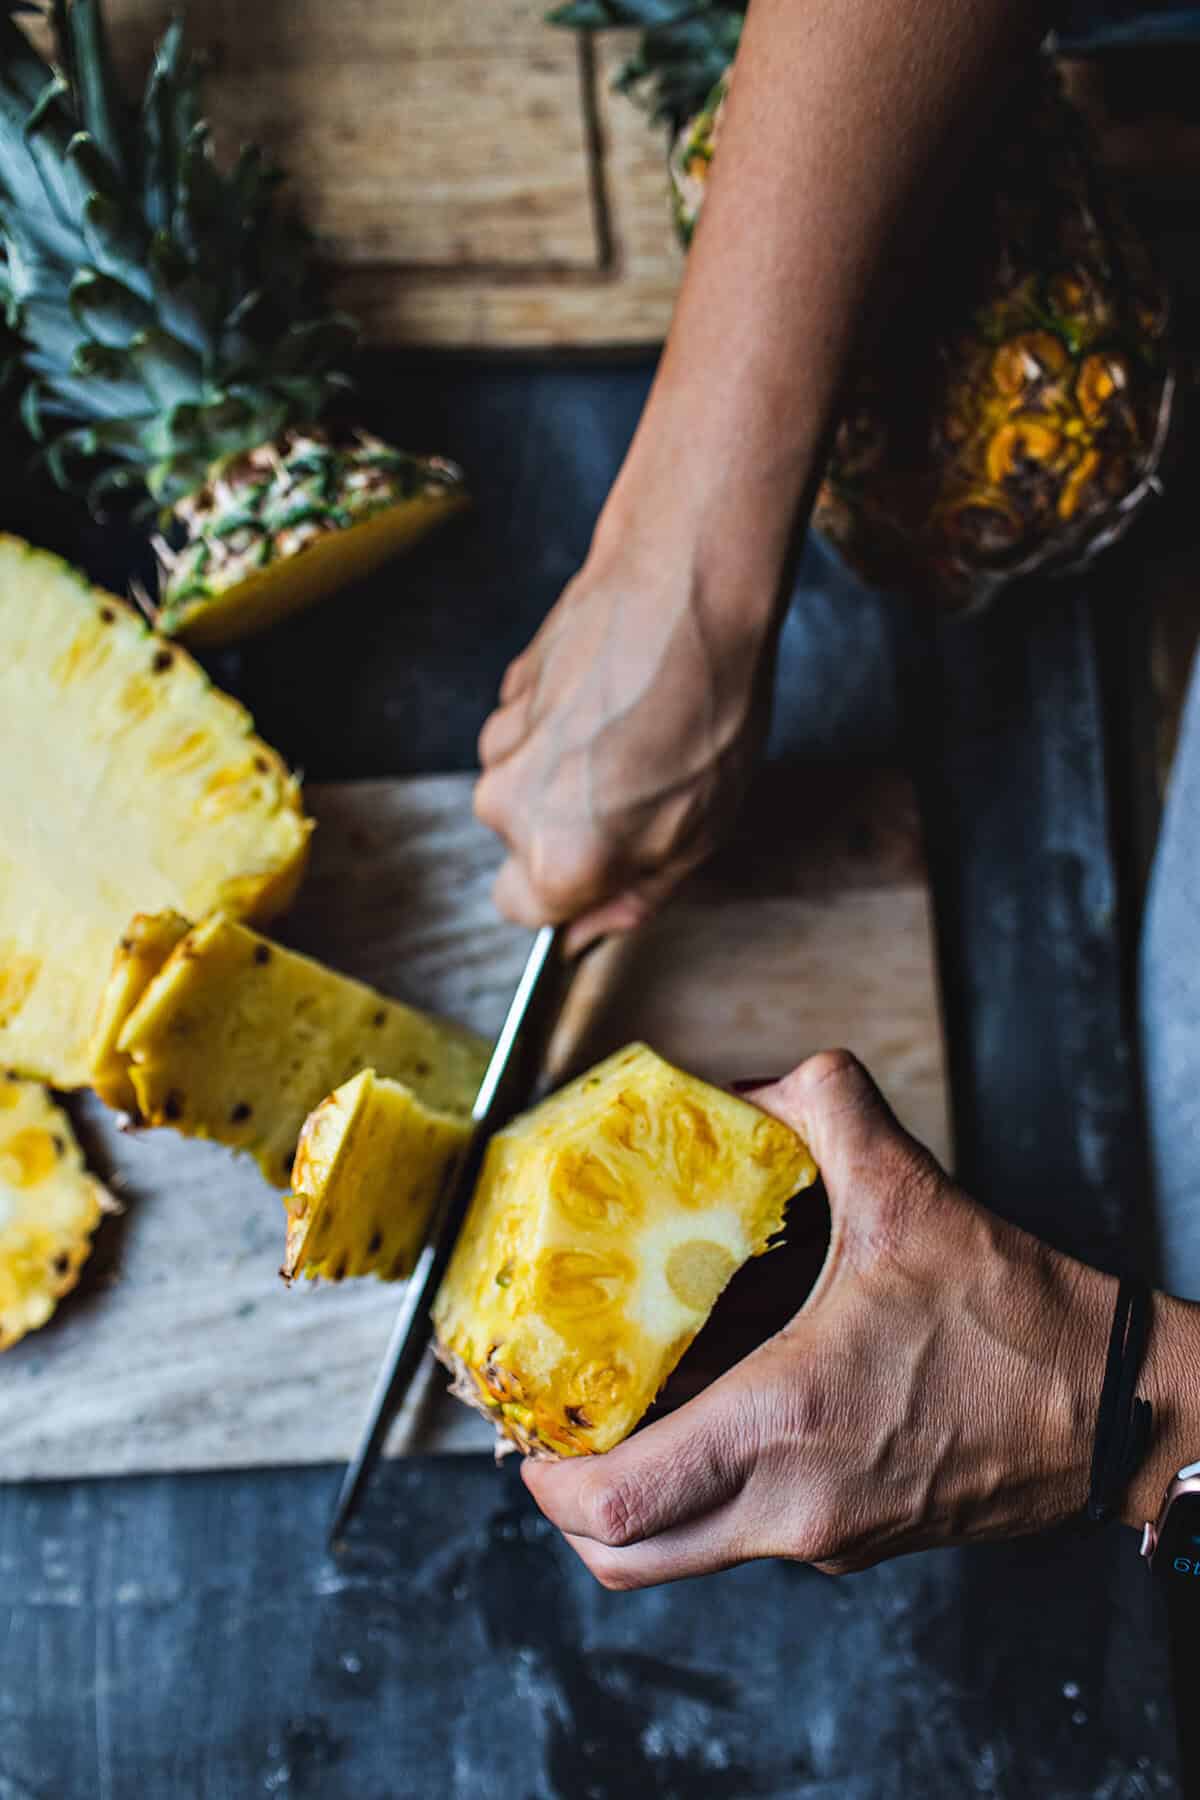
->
[549, 1147, 643, 1230]
[0, 1128, 60, 1188]
[533, 1249, 634, 1321]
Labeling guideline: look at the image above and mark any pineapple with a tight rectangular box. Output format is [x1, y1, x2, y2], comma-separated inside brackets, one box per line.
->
[558, 4, 1175, 610]
[0, 1, 467, 647]
[0, 535, 311, 1089]
[433, 1044, 816, 1458]
[95, 912, 488, 1190]
[284, 1069, 470, 1283]
[0, 1074, 115, 1350]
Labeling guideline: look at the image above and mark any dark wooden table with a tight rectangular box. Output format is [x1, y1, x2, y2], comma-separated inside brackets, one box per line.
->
[0, 356, 1182, 1798]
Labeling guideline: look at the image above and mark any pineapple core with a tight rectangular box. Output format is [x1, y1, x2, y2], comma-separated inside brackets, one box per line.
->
[95, 913, 489, 1189]
[0, 1076, 112, 1350]
[285, 1069, 470, 1282]
[433, 1044, 817, 1458]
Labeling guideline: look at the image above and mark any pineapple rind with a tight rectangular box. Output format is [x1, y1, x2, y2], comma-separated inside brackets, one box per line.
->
[433, 1044, 817, 1458]
[284, 1068, 470, 1282]
[107, 914, 488, 1189]
[0, 536, 311, 1088]
[0, 1075, 112, 1351]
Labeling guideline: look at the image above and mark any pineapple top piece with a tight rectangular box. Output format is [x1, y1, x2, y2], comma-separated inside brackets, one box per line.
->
[101, 913, 489, 1189]
[0, 1074, 113, 1350]
[0, 537, 311, 1087]
[434, 1044, 817, 1458]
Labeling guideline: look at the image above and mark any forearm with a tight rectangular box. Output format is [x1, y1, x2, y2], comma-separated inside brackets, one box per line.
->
[598, 0, 1051, 621]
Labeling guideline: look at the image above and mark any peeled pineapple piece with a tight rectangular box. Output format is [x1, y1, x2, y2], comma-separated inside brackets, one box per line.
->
[0, 535, 311, 1088]
[433, 1044, 817, 1458]
[89, 912, 192, 1115]
[97, 913, 488, 1189]
[284, 1069, 470, 1282]
[0, 1075, 113, 1350]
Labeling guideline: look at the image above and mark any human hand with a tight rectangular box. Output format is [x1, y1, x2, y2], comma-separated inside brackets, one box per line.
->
[523, 1050, 1118, 1588]
[474, 526, 779, 953]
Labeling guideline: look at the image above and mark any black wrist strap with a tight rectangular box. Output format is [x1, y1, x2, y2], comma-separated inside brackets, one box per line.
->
[1086, 1277, 1154, 1525]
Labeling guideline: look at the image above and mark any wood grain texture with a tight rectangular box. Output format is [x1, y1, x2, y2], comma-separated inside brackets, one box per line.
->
[64, 2, 685, 347]
[0, 768, 948, 1481]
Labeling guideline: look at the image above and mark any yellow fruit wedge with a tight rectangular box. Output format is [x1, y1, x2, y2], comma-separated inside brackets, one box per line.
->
[98, 913, 488, 1189]
[89, 912, 192, 1115]
[0, 1075, 114, 1351]
[433, 1044, 817, 1458]
[0, 535, 312, 1089]
[284, 1069, 470, 1282]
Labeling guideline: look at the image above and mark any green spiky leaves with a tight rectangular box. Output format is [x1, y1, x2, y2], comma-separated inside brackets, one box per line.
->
[548, 0, 743, 125]
[0, 0, 356, 509]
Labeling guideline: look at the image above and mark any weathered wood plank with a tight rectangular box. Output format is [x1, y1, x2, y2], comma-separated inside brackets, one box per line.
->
[0, 768, 948, 1481]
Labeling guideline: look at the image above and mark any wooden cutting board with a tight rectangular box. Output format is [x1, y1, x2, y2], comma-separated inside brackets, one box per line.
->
[0, 767, 949, 1482]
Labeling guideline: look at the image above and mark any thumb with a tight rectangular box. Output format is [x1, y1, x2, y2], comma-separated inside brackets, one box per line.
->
[747, 1051, 898, 1187]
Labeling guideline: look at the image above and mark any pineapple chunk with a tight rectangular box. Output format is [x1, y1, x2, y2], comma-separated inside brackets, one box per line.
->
[433, 1044, 817, 1458]
[0, 1075, 113, 1350]
[284, 1069, 470, 1282]
[89, 912, 192, 1114]
[100, 913, 488, 1188]
[0, 536, 311, 1088]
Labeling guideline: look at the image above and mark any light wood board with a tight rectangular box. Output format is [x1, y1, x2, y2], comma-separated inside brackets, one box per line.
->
[0, 767, 949, 1482]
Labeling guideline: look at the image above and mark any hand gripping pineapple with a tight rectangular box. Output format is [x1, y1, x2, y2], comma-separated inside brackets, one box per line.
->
[0, 0, 466, 647]
[522, 1053, 1194, 1591]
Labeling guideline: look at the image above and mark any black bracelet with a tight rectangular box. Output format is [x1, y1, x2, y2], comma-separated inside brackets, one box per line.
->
[1087, 1277, 1154, 1525]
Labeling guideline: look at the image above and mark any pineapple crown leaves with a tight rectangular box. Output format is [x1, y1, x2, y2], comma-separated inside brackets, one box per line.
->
[548, 0, 743, 125]
[0, 0, 358, 510]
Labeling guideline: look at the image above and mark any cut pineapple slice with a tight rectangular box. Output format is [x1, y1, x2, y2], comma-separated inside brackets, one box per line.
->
[0, 535, 311, 1088]
[433, 1044, 817, 1458]
[0, 1075, 113, 1350]
[100, 913, 488, 1189]
[284, 1069, 470, 1282]
[89, 912, 192, 1114]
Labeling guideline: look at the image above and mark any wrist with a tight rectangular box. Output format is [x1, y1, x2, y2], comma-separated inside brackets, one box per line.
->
[1120, 1290, 1199, 1531]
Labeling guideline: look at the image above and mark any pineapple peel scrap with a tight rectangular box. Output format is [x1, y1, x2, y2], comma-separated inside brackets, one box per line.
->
[432, 1043, 817, 1459]
[0, 1076, 115, 1352]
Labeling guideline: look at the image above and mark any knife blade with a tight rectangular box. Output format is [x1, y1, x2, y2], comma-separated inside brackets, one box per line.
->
[328, 923, 567, 1548]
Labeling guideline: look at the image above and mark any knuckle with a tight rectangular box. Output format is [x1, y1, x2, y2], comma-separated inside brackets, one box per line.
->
[798, 1048, 863, 1092]
[586, 1475, 645, 1549]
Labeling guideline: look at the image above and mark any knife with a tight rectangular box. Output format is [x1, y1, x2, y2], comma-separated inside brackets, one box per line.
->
[328, 923, 568, 1548]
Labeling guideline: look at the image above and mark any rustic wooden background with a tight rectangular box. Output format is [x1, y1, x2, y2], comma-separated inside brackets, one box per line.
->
[86, 0, 685, 347]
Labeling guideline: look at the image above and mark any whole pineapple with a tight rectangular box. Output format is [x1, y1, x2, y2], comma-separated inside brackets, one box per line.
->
[0, 0, 466, 647]
[558, 8, 1174, 609]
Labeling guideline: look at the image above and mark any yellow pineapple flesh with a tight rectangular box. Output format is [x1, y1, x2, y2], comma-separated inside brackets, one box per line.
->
[0, 1075, 114, 1350]
[433, 1044, 817, 1458]
[284, 1069, 470, 1283]
[0, 535, 311, 1089]
[100, 913, 488, 1189]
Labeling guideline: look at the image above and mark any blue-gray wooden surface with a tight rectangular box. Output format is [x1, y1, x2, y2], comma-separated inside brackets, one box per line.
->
[1, 357, 1180, 1798]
